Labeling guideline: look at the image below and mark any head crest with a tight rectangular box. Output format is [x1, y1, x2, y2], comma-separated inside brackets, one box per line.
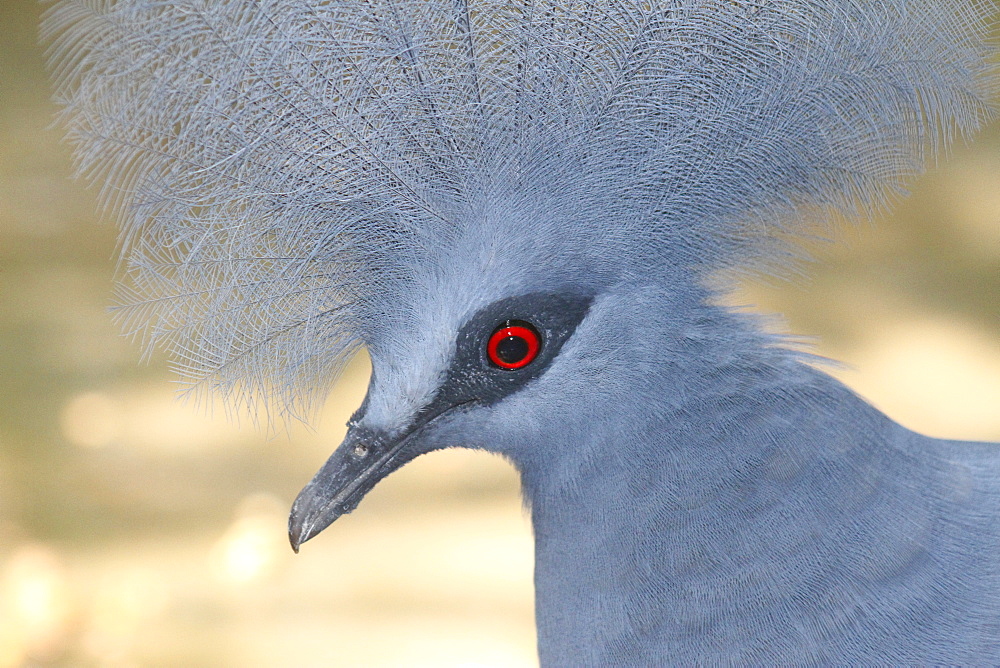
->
[45, 0, 996, 419]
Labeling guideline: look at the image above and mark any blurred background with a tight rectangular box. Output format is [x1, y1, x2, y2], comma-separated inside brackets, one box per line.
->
[1, 1, 998, 666]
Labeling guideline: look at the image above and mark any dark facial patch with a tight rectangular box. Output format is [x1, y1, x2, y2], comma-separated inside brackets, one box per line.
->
[433, 292, 594, 411]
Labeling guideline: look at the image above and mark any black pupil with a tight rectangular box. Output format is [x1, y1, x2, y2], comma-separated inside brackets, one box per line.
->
[496, 335, 530, 364]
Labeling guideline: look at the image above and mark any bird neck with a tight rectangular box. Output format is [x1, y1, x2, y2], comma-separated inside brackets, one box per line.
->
[517, 297, 920, 662]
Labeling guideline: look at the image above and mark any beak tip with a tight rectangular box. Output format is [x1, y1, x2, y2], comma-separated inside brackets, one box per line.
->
[288, 509, 314, 554]
[288, 497, 332, 554]
[287, 503, 310, 554]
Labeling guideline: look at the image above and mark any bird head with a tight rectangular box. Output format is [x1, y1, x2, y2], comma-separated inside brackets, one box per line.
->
[285, 207, 653, 548]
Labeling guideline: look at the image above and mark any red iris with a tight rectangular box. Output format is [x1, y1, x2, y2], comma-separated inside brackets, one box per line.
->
[487, 323, 541, 369]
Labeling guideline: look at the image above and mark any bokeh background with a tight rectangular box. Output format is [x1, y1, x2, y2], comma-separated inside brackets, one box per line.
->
[2, 1, 998, 665]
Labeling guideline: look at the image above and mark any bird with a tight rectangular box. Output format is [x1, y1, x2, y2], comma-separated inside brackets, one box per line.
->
[45, 0, 999, 663]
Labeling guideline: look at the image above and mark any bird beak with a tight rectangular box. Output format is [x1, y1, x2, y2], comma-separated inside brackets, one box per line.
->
[288, 424, 419, 552]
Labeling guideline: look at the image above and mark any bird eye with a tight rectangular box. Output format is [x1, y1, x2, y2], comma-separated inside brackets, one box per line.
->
[487, 321, 541, 369]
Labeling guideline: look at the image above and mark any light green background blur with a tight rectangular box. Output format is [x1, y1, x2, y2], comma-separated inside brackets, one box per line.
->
[2, 1, 999, 666]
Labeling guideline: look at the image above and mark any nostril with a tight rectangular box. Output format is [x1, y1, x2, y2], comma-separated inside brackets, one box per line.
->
[353, 443, 369, 458]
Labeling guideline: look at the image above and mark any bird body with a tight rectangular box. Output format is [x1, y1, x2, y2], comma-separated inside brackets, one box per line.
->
[45, 0, 999, 662]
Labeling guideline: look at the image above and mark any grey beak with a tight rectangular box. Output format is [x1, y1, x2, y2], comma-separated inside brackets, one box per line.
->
[288, 425, 413, 552]
[289, 387, 476, 552]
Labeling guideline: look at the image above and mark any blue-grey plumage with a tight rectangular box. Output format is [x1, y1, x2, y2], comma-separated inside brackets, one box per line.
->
[45, 0, 999, 662]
